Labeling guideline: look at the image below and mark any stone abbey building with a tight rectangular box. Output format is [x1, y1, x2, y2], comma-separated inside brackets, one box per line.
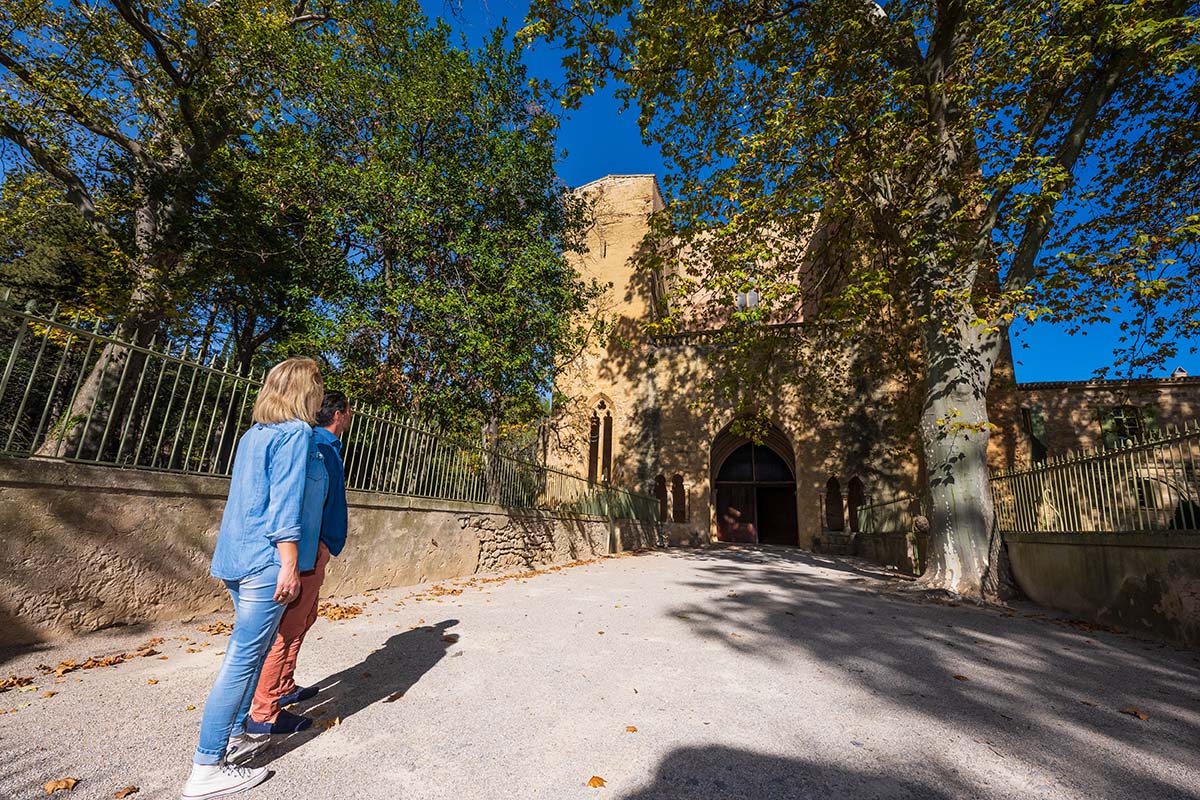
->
[548, 175, 1200, 548]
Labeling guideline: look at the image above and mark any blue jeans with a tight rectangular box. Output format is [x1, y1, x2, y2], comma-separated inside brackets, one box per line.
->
[194, 564, 285, 764]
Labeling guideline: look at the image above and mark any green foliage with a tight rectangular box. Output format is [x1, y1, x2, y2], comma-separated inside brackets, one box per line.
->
[1, 0, 601, 434]
[290, 3, 603, 432]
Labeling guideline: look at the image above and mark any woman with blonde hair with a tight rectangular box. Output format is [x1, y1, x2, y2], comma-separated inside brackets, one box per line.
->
[182, 357, 329, 800]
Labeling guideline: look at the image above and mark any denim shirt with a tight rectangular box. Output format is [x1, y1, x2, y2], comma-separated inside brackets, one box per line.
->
[312, 426, 348, 557]
[211, 419, 329, 581]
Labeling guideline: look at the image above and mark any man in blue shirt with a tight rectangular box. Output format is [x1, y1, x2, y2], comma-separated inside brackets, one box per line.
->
[243, 391, 351, 738]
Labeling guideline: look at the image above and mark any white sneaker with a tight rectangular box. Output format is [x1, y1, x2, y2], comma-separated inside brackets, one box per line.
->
[225, 734, 270, 764]
[181, 763, 269, 799]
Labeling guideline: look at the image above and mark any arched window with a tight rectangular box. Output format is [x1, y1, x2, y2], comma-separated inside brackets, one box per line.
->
[654, 475, 669, 521]
[601, 409, 613, 483]
[587, 412, 600, 484]
[824, 476, 844, 531]
[847, 476, 865, 533]
[671, 474, 686, 523]
[587, 400, 614, 484]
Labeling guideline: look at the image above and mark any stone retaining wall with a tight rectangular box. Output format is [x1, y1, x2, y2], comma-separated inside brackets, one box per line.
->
[1005, 531, 1200, 646]
[0, 458, 658, 646]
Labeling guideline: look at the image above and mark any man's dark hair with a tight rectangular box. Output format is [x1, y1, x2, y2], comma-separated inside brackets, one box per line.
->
[316, 390, 349, 427]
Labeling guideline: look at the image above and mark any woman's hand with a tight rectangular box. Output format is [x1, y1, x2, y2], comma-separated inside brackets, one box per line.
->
[274, 567, 301, 605]
[274, 541, 301, 605]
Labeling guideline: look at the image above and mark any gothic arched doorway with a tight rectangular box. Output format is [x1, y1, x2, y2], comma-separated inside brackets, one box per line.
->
[712, 425, 799, 545]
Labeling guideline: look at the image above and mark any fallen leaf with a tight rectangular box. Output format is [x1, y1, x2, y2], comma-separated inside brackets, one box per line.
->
[597, 631, 605, 635]
[197, 621, 233, 636]
[42, 691, 58, 698]
[317, 602, 363, 621]
[952, 675, 970, 681]
[1079, 700, 1097, 707]
[625, 726, 637, 733]
[316, 715, 341, 730]
[115, 786, 139, 798]
[384, 691, 405, 702]
[157, 656, 168, 661]
[147, 679, 158, 685]
[586, 776, 607, 788]
[186, 648, 200, 654]
[1120, 705, 1149, 721]
[185, 705, 196, 711]
[441, 634, 459, 644]
[1, 675, 34, 692]
[44, 777, 79, 794]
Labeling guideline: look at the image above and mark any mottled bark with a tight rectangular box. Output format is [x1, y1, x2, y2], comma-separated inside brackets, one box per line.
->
[916, 309, 1004, 598]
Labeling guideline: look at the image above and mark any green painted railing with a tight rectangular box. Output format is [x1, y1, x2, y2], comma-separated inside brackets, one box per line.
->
[0, 297, 659, 522]
[857, 494, 925, 536]
[991, 421, 1200, 534]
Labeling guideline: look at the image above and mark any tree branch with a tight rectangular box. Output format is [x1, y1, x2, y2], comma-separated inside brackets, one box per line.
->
[0, 119, 110, 238]
[0, 47, 145, 159]
[1003, 50, 1135, 292]
[110, 0, 187, 88]
[969, 79, 1074, 264]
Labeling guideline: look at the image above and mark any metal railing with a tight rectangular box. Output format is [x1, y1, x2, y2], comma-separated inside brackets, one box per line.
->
[857, 494, 925, 536]
[0, 298, 659, 522]
[991, 421, 1200, 534]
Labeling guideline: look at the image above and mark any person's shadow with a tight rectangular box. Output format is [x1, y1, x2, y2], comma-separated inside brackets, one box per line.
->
[257, 619, 459, 765]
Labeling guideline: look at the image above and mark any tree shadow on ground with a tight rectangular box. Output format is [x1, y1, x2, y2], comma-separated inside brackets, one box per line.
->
[618, 744, 958, 800]
[256, 619, 458, 765]
[660, 545, 1200, 799]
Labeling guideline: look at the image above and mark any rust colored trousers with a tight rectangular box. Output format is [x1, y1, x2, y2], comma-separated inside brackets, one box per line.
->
[250, 542, 330, 723]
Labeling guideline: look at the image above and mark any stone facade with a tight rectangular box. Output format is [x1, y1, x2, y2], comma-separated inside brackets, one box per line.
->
[550, 175, 1028, 548]
[0, 458, 657, 646]
[1016, 376, 1200, 462]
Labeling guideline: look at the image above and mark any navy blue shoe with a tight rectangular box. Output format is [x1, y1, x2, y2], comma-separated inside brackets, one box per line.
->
[278, 685, 320, 707]
[245, 708, 313, 735]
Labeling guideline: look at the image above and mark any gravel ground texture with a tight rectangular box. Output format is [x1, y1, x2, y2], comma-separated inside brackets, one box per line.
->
[2, 545, 1199, 800]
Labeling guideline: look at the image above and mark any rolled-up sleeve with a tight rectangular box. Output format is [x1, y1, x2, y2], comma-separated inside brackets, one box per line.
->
[264, 427, 309, 544]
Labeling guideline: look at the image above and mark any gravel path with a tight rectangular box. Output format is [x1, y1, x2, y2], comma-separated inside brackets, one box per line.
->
[2, 546, 1199, 800]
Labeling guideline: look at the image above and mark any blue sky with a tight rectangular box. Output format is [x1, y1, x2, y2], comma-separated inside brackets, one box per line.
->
[425, 0, 1198, 384]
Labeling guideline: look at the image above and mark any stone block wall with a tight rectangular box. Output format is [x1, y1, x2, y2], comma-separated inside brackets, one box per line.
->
[1005, 531, 1200, 646]
[0, 458, 658, 646]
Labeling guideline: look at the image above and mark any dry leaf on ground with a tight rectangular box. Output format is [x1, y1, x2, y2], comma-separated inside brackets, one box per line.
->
[441, 634, 460, 643]
[587, 776, 607, 788]
[953, 675, 970, 681]
[1120, 705, 1150, 720]
[316, 716, 341, 730]
[115, 786, 139, 798]
[317, 603, 363, 621]
[147, 679, 158, 685]
[185, 705, 196, 711]
[625, 726, 637, 733]
[44, 777, 79, 794]
[0, 675, 33, 692]
[42, 691, 57, 698]
[384, 692, 404, 702]
[197, 622, 233, 636]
